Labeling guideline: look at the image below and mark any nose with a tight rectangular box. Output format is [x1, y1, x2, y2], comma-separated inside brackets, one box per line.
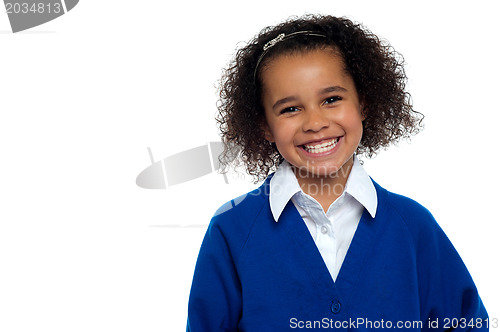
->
[302, 108, 329, 132]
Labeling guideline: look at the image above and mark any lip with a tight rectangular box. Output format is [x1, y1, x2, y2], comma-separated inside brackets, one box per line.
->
[299, 136, 340, 147]
[298, 136, 343, 157]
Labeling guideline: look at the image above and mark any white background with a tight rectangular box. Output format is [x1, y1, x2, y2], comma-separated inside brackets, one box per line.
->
[1, 1, 498, 330]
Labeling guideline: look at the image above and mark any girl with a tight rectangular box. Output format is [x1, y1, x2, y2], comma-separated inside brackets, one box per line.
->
[187, 15, 488, 331]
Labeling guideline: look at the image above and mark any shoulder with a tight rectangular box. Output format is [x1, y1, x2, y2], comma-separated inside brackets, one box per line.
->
[374, 179, 434, 221]
[212, 177, 270, 224]
[373, 180, 446, 247]
[213, 181, 269, 221]
[205, 176, 272, 249]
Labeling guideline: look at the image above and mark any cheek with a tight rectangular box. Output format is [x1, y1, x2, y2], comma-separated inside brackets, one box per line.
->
[352, 117, 364, 133]
[273, 129, 292, 145]
[270, 125, 298, 151]
[337, 110, 364, 133]
[351, 121, 364, 140]
[340, 114, 364, 145]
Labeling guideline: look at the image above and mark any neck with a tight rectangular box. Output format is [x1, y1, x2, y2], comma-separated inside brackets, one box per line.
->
[293, 157, 354, 213]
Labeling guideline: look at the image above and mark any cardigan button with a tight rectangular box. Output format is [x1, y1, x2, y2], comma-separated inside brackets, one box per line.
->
[331, 300, 341, 314]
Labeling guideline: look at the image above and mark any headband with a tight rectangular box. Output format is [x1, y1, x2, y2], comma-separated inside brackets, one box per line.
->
[253, 31, 327, 82]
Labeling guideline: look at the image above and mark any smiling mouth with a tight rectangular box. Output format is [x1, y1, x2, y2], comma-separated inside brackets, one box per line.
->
[302, 137, 340, 154]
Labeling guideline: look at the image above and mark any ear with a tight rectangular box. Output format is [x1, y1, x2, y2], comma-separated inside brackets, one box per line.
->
[360, 103, 367, 121]
[260, 120, 275, 143]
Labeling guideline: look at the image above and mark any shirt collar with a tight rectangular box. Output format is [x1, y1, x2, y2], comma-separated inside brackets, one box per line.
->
[269, 155, 378, 222]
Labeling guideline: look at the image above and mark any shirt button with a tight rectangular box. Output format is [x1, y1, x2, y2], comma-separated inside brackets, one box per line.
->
[331, 300, 341, 314]
[321, 226, 328, 234]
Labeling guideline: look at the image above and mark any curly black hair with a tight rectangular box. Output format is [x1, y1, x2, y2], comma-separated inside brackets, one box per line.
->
[216, 14, 423, 182]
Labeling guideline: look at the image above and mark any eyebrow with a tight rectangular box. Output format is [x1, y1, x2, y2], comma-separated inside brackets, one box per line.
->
[272, 96, 298, 111]
[321, 86, 347, 94]
[271, 86, 348, 111]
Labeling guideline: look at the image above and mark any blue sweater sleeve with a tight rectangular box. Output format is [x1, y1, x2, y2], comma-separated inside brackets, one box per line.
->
[419, 220, 487, 330]
[393, 195, 488, 331]
[186, 214, 243, 332]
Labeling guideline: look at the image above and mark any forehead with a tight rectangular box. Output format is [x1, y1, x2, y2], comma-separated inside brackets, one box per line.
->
[260, 48, 352, 94]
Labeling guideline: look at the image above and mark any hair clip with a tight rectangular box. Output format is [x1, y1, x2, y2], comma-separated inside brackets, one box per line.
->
[254, 31, 327, 82]
[263, 33, 285, 51]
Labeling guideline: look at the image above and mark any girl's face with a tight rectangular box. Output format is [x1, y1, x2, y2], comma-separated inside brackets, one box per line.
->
[261, 48, 364, 180]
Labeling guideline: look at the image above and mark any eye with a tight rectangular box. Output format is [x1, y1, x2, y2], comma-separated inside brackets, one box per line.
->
[280, 106, 300, 115]
[324, 96, 342, 105]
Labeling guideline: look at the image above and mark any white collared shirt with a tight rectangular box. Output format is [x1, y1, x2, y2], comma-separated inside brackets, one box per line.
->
[269, 155, 377, 281]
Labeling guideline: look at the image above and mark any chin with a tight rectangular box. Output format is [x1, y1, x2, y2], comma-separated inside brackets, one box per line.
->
[293, 164, 343, 180]
[313, 167, 344, 178]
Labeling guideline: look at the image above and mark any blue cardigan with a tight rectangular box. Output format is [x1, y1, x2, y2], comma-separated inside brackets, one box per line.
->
[187, 177, 488, 331]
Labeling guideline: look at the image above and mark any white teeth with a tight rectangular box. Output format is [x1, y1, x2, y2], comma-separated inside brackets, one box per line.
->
[303, 138, 339, 154]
